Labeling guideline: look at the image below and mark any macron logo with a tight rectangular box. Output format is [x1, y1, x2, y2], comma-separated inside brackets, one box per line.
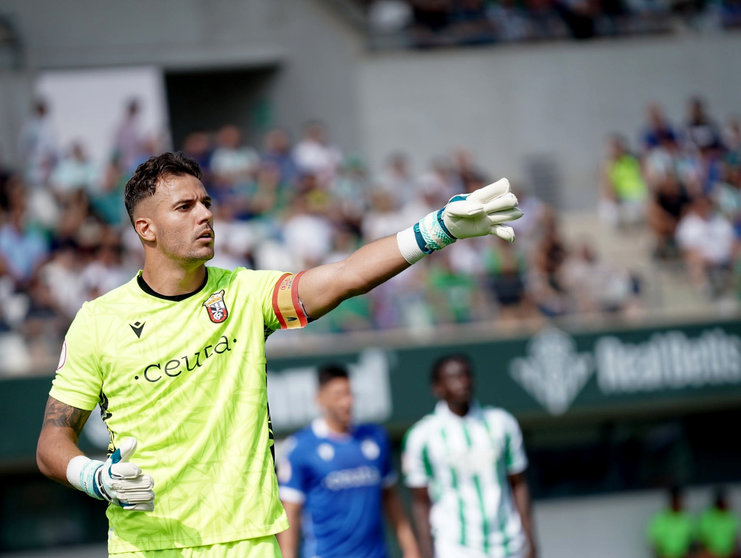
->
[130, 321, 146, 339]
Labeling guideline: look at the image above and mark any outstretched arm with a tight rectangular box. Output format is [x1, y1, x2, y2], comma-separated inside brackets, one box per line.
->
[298, 178, 522, 319]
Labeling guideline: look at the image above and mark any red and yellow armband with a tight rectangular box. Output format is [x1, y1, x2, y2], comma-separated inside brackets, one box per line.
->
[272, 272, 309, 330]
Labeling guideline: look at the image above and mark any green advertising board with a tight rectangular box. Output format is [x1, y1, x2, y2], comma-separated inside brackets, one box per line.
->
[4, 318, 741, 464]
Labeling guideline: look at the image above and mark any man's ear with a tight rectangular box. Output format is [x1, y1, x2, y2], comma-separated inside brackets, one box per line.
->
[135, 217, 155, 242]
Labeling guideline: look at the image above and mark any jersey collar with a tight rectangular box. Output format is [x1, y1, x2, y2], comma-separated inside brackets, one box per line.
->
[434, 400, 483, 421]
[312, 417, 354, 441]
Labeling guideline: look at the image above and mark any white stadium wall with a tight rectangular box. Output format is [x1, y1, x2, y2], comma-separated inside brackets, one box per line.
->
[358, 33, 741, 209]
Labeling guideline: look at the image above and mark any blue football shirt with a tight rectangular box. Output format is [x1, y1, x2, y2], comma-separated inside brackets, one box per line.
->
[278, 418, 396, 558]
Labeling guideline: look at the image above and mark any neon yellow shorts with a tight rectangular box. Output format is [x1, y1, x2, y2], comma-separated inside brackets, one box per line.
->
[111, 535, 281, 558]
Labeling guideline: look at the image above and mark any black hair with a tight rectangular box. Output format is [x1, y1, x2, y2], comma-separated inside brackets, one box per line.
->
[430, 354, 473, 385]
[317, 363, 349, 388]
[124, 151, 202, 226]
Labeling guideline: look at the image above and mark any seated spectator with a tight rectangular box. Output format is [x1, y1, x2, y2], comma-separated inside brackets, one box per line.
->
[0, 186, 49, 288]
[18, 98, 57, 188]
[526, 208, 572, 316]
[112, 98, 143, 174]
[50, 141, 98, 198]
[408, 0, 455, 47]
[647, 485, 695, 558]
[647, 171, 692, 260]
[262, 127, 299, 186]
[697, 486, 741, 558]
[292, 120, 342, 185]
[448, 0, 496, 44]
[641, 103, 678, 154]
[562, 240, 642, 316]
[600, 134, 649, 228]
[684, 96, 724, 153]
[675, 195, 735, 298]
[209, 124, 259, 190]
[487, 0, 534, 41]
[484, 241, 534, 323]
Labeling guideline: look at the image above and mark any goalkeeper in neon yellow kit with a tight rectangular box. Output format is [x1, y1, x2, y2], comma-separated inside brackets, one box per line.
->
[36, 151, 522, 557]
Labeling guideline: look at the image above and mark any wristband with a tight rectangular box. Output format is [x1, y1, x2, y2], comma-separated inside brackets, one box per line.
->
[66, 455, 104, 500]
[396, 208, 457, 265]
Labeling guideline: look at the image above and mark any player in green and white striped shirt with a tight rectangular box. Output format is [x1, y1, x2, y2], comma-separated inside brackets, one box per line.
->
[402, 354, 537, 558]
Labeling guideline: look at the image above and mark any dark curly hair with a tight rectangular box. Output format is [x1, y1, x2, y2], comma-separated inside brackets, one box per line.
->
[430, 354, 473, 385]
[124, 151, 202, 226]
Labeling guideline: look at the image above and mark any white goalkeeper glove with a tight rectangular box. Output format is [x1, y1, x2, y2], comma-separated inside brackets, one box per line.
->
[397, 178, 523, 264]
[66, 437, 155, 511]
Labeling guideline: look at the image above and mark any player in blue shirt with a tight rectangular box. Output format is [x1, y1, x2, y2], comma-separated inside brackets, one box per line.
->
[277, 364, 421, 558]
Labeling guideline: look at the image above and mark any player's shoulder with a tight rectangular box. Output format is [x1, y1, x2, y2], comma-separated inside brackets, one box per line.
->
[354, 423, 389, 441]
[286, 424, 320, 450]
[79, 275, 139, 314]
[480, 405, 521, 431]
[403, 412, 438, 444]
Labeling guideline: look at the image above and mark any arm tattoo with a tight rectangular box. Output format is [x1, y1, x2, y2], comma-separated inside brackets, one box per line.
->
[42, 397, 91, 437]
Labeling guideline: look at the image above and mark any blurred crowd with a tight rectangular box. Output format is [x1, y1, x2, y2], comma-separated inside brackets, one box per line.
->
[601, 96, 741, 303]
[362, 0, 741, 48]
[0, 96, 649, 374]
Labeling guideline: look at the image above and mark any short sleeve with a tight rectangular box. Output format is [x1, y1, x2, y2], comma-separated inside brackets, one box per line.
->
[277, 436, 308, 504]
[49, 303, 103, 411]
[234, 269, 309, 332]
[402, 421, 432, 488]
[501, 410, 528, 475]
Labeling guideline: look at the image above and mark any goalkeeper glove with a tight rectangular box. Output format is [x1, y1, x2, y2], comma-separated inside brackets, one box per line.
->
[66, 437, 155, 511]
[397, 178, 523, 264]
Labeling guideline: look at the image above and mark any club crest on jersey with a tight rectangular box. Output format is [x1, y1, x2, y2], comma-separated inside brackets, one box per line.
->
[203, 289, 229, 323]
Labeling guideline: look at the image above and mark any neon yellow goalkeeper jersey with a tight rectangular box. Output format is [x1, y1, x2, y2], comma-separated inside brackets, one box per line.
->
[50, 267, 308, 553]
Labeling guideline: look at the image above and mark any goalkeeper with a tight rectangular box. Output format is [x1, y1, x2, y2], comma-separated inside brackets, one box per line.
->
[35, 151, 522, 557]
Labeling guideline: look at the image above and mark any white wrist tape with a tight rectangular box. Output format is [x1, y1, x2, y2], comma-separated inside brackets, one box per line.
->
[396, 208, 457, 265]
[66, 455, 104, 500]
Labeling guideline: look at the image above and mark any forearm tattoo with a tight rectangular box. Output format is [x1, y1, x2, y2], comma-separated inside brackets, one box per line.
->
[42, 397, 91, 438]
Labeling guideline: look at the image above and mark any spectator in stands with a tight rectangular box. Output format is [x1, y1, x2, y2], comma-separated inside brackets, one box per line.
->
[50, 141, 98, 198]
[282, 191, 334, 269]
[527, 207, 572, 316]
[684, 97, 724, 153]
[697, 486, 741, 558]
[181, 131, 213, 184]
[0, 183, 49, 288]
[647, 485, 695, 558]
[448, 0, 496, 45]
[642, 103, 678, 153]
[292, 120, 342, 185]
[376, 150, 418, 205]
[262, 127, 299, 186]
[600, 133, 649, 228]
[408, 0, 455, 47]
[209, 124, 259, 192]
[562, 239, 641, 316]
[646, 168, 692, 260]
[487, 0, 534, 41]
[484, 240, 534, 324]
[18, 98, 57, 188]
[553, 0, 598, 39]
[675, 195, 735, 298]
[112, 98, 143, 173]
